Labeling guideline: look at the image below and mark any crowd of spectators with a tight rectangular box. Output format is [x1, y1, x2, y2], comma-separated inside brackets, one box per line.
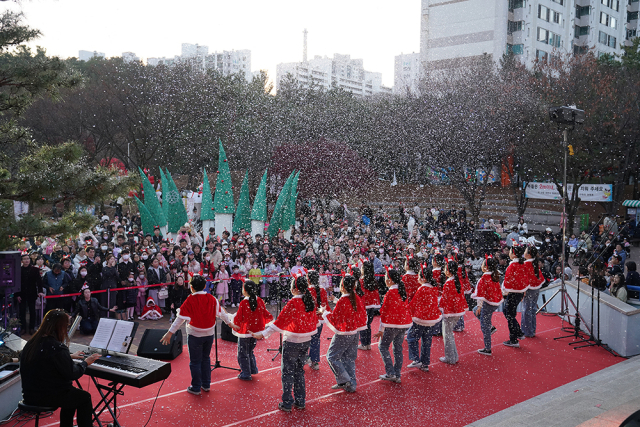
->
[13, 200, 636, 336]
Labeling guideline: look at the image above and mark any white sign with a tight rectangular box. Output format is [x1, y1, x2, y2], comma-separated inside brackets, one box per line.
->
[525, 182, 612, 202]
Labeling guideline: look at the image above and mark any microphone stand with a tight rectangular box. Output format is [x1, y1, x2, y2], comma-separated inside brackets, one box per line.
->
[210, 281, 240, 372]
[267, 274, 286, 361]
[573, 214, 604, 266]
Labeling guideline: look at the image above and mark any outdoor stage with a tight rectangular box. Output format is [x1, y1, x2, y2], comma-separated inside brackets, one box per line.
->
[33, 312, 623, 427]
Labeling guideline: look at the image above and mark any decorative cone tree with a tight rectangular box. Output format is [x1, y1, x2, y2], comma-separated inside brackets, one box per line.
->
[251, 169, 268, 239]
[267, 171, 294, 237]
[233, 170, 251, 234]
[158, 167, 169, 225]
[214, 139, 235, 237]
[200, 168, 215, 241]
[139, 167, 167, 235]
[134, 197, 158, 235]
[164, 170, 188, 235]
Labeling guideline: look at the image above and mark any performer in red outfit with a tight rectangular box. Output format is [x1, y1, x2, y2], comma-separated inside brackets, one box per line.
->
[522, 246, 546, 338]
[358, 260, 380, 350]
[402, 257, 421, 302]
[438, 259, 468, 365]
[229, 280, 273, 380]
[252, 274, 318, 412]
[307, 269, 331, 370]
[373, 268, 412, 383]
[502, 245, 528, 347]
[406, 263, 442, 371]
[320, 274, 367, 392]
[471, 256, 503, 355]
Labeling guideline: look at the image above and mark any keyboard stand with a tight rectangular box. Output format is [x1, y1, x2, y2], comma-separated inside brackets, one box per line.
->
[76, 376, 126, 427]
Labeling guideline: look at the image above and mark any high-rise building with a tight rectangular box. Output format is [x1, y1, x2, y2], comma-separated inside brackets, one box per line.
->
[419, 0, 630, 70]
[78, 50, 105, 61]
[394, 52, 421, 95]
[147, 45, 252, 81]
[122, 52, 140, 63]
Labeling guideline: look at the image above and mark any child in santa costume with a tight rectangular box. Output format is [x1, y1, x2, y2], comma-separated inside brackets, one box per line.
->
[439, 259, 468, 365]
[228, 280, 274, 380]
[358, 260, 380, 351]
[406, 263, 442, 371]
[430, 254, 446, 336]
[252, 273, 318, 412]
[522, 246, 546, 338]
[320, 274, 367, 393]
[453, 256, 474, 332]
[373, 267, 412, 383]
[502, 244, 529, 348]
[140, 297, 163, 320]
[307, 269, 332, 371]
[471, 256, 503, 356]
[402, 257, 421, 302]
[161, 275, 231, 395]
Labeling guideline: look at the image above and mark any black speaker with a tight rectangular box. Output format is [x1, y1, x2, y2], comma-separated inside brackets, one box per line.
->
[137, 329, 183, 360]
[0, 251, 21, 293]
[220, 322, 238, 343]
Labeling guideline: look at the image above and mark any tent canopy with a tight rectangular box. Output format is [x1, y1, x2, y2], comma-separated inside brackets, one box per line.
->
[623, 200, 640, 208]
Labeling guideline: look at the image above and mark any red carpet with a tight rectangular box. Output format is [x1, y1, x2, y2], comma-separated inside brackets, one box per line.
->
[35, 313, 621, 427]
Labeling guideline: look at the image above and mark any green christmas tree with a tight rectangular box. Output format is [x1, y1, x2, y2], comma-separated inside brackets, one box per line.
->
[267, 172, 294, 236]
[158, 167, 169, 224]
[200, 168, 215, 221]
[285, 171, 300, 230]
[139, 167, 166, 228]
[250, 169, 268, 222]
[164, 170, 188, 233]
[134, 197, 158, 235]
[213, 139, 235, 215]
[233, 170, 252, 233]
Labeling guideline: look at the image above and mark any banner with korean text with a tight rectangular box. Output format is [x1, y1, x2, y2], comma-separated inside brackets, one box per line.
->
[525, 182, 612, 202]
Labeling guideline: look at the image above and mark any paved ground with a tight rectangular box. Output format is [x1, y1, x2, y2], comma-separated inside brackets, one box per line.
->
[466, 355, 640, 427]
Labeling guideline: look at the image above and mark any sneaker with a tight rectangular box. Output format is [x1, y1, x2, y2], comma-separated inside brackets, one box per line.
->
[237, 374, 253, 381]
[439, 357, 455, 365]
[517, 334, 526, 340]
[293, 402, 305, 410]
[305, 357, 311, 366]
[407, 361, 422, 368]
[344, 382, 356, 393]
[201, 386, 210, 392]
[503, 340, 520, 348]
[379, 374, 396, 382]
[311, 362, 320, 371]
[491, 326, 497, 335]
[358, 345, 371, 350]
[478, 348, 492, 356]
[420, 366, 430, 372]
[277, 402, 292, 412]
[331, 383, 346, 390]
[525, 335, 535, 338]
[393, 376, 401, 384]
[186, 386, 201, 395]
[453, 327, 464, 332]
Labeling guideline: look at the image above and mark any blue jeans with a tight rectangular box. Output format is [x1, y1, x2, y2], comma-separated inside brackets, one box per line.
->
[308, 324, 323, 363]
[359, 308, 376, 346]
[521, 288, 540, 337]
[79, 318, 99, 334]
[187, 334, 213, 392]
[474, 303, 498, 349]
[237, 337, 258, 379]
[432, 319, 442, 335]
[281, 340, 311, 408]
[407, 323, 434, 366]
[379, 327, 407, 378]
[326, 333, 359, 389]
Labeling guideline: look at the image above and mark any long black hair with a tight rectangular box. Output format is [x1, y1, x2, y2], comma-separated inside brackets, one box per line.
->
[243, 280, 258, 311]
[292, 276, 315, 312]
[446, 259, 462, 293]
[342, 275, 358, 310]
[434, 254, 446, 287]
[21, 309, 69, 363]
[386, 268, 407, 301]
[307, 269, 322, 307]
[419, 262, 433, 284]
[361, 260, 377, 292]
[512, 245, 525, 264]
[527, 246, 540, 278]
[351, 267, 364, 297]
[485, 257, 500, 283]
[406, 257, 419, 273]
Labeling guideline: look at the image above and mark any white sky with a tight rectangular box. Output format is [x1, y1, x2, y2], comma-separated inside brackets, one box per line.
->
[5, 0, 421, 87]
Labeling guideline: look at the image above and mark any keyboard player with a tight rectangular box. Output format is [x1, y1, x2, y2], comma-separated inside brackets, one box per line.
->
[20, 309, 101, 427]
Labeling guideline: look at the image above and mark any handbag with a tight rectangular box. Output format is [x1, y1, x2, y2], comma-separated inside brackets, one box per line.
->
[158, 286, 169, 299]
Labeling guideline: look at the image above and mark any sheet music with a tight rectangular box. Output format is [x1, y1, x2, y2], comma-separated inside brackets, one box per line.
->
[90, 318, 117, 349]
[106, 320, 135, 353]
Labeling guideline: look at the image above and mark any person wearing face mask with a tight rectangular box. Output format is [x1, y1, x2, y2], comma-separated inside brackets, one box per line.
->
[101, 254, 119, 310]
[117, 248, 136, 291]
[140, 249, 152, 269]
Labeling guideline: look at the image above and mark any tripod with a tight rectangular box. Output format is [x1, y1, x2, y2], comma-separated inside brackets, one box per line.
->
[211, 318, 240, 372]
[266, 275, 286, 361]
